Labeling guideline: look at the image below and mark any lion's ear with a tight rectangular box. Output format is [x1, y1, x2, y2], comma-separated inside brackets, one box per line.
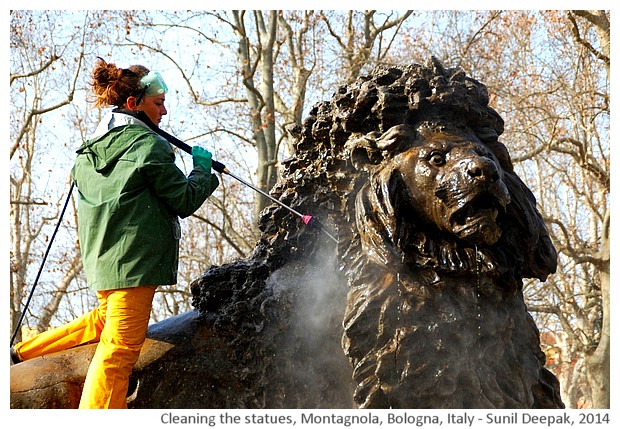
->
[345, 134, 383, 171]
[375, 124, 418, 152]
[346, 125, 418, 171]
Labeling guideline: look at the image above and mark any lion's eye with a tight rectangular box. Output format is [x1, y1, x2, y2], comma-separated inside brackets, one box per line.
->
[428, 151, 446, 166]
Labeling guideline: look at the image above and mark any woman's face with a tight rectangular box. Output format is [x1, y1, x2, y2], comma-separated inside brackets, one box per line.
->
[136, 94, 167, 125]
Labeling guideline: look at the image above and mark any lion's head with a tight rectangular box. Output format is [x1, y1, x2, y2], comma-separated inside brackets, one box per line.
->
[342, 119, 557, 293]
[347, 123, 512, 268]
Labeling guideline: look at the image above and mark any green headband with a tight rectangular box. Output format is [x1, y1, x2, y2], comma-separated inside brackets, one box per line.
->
[140, 71, 168, 97]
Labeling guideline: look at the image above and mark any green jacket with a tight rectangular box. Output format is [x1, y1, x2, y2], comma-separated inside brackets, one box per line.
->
[71, 112, 218, 291]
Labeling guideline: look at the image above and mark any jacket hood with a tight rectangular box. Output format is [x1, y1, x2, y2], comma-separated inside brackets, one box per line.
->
[76, 112, 150, 173]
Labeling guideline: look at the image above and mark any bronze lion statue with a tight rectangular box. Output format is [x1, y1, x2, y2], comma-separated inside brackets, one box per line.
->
[11, 58, 564, 409]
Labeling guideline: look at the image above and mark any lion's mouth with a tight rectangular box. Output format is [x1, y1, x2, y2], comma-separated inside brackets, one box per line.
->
[449, 192, 505, 243]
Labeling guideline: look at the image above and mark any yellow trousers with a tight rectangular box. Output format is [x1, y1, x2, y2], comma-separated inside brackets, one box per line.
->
[13, 285, 156, 409]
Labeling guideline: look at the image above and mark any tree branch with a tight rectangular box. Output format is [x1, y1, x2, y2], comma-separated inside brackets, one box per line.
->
[9, 55, 59, 86]
[566, 11, 610, 66]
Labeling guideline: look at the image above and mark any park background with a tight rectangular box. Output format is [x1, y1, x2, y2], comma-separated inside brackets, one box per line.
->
[8, 8, 611, 409]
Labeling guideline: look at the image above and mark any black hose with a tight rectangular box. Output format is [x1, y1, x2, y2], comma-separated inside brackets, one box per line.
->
[11, 182, 76, 346]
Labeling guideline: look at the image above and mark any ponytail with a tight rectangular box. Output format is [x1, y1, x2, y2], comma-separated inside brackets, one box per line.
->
[90, 57, 149, 108]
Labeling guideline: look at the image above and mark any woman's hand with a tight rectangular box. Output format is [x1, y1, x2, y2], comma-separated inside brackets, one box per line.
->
[191, 146, 213, 174]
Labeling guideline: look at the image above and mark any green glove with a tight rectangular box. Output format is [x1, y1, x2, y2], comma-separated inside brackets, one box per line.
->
[192, 146, 212, 173]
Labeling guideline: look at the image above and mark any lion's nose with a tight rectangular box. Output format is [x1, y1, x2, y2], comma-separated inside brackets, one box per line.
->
[465, 157, 500, 183]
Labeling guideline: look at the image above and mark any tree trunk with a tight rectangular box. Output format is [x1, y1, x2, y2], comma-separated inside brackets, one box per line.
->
[586, 212, 610, 408]
[568, 11, 610, 409]
[255, 10, 278, 218]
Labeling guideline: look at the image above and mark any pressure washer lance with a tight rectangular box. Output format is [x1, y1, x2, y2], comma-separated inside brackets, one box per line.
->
[211, 164, 338, 244]
[122, 110, 338, 244]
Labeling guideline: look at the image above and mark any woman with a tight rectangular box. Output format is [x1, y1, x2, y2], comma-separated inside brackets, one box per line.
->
[10, 58, 218, 408]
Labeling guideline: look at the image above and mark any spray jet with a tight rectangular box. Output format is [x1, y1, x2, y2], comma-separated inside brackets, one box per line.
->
[122, 109, 338, 244]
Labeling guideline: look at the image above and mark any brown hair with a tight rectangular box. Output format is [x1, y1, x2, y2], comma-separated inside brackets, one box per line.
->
[90, 57, 150, 108]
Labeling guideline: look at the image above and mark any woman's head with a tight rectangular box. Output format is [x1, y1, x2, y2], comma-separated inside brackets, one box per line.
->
[90, 57, 168, 125]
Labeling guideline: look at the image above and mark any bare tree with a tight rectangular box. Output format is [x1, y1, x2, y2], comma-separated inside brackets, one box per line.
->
[500, 10, 609, 409]
[563, 10, 610, 409]
[319, 10, 413, 83]
[10, 10, 90, 339]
